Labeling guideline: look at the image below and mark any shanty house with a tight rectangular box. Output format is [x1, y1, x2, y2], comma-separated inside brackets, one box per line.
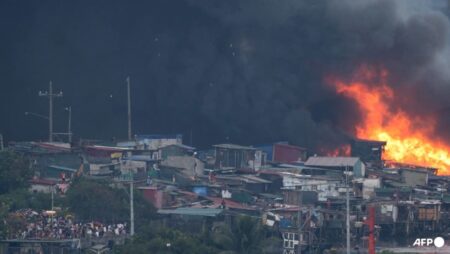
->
[117, 134, 183, 150]
[213, 144, 262, 170]
[10, 142, 81, 179]
[280, 173, 340, 201]
[401, 168, 433, 187]
[29, 178, 57, 193]
[283, 190, 318, 206]
[256, 142, 307, 163]
[159, 144, 195, 160]
[160, 155, 204, 178]
[273, 143, 307, 163]
[304, 156, 366, 178]
[351, 139, 386, 168]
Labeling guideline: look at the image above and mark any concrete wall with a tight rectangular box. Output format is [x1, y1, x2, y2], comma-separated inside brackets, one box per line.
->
[282, 174, 339, 201]
[29, 184, 53, 194]
[362, 178, 381, 199]
[401, 169, 428, 187]
[353, 160, 366, 178]
[160, 156, 204, 177]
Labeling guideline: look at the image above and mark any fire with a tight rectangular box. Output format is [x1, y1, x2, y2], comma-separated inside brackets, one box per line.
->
[321, 145, 351, 157]
[329, 66, 450, 175]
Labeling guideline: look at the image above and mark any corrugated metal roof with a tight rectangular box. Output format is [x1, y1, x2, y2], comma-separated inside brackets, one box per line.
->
[352, 138, 387, 145]
[162, 143, 195, 150]
[240, 175, 272, 184]
[123, 155, 156, 162]
[274, 143, 307, 151]
[213, 144, 255, 150]
[136, 134, 182, 140]
[304, 156, 360, 167]
[48, 165, 77, 172]
[86, 145, 132, 151]
[157, 208, 223, 217]
[214, 174, 272, 184]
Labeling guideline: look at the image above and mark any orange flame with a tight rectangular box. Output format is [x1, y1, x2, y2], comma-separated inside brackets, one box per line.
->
[329, 66, 450, 175]
[320, 145, 351, 157]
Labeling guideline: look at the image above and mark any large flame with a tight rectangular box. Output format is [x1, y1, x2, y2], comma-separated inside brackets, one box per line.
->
[330, 66, 450, 175]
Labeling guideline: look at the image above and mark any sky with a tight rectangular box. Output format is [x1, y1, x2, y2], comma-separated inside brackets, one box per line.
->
[1, 0, 450, 150]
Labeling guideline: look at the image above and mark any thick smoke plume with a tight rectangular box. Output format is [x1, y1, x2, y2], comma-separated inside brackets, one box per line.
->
[1, 0, 450, 151]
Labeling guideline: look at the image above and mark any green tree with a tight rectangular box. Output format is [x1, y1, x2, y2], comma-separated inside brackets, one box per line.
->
[210, 216, 281, 254]
[114, 226, 217, 254]
[65, 178, 156, 224]
[0, 189, 53, 211]
[0, 151, 32, 194]
[0, 200, 9, 239]
[114, 216, 281, 254]
[66, 178, 129, 222]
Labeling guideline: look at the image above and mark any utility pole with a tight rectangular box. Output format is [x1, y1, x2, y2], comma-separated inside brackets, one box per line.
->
[39, 81, 63, 142]
[367, 206, 375, 254]
[126, 77, 132, 141]
[298, 190, 302, 254]
[65, 106, 72, 143]
[346, 165, 351, 254]
[130, 178, 135, 236]
[121, 158, 135, 236]
[0, 134, 3, 151]
[51, 185, 54, 210]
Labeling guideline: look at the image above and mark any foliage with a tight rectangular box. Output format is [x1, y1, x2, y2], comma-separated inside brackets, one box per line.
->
[115, 215, 281, 254]
[210, 215, 281, 254]
[0, 200, 8, 239]
[132, 189, 157, 233]
[66, 178, 129, 222]
[0, 189, 53, 211]
[65, 177, 156, 224]
[0, 151, 32, 194]
[114, 226, 217, 254]
[0, 189, 54, 239]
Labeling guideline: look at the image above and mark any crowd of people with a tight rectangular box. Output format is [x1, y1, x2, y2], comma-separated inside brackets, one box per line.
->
[7, 209, 128, 240]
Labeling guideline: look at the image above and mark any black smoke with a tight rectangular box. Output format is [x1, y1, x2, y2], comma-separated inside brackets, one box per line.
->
[0, 0, 449, 151]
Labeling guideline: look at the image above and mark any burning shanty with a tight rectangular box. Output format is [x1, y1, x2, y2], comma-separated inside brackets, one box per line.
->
[329, 65, 450, 175]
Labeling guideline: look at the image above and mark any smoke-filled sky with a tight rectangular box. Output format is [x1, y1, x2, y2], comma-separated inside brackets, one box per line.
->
[1, 0, 450, 150]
